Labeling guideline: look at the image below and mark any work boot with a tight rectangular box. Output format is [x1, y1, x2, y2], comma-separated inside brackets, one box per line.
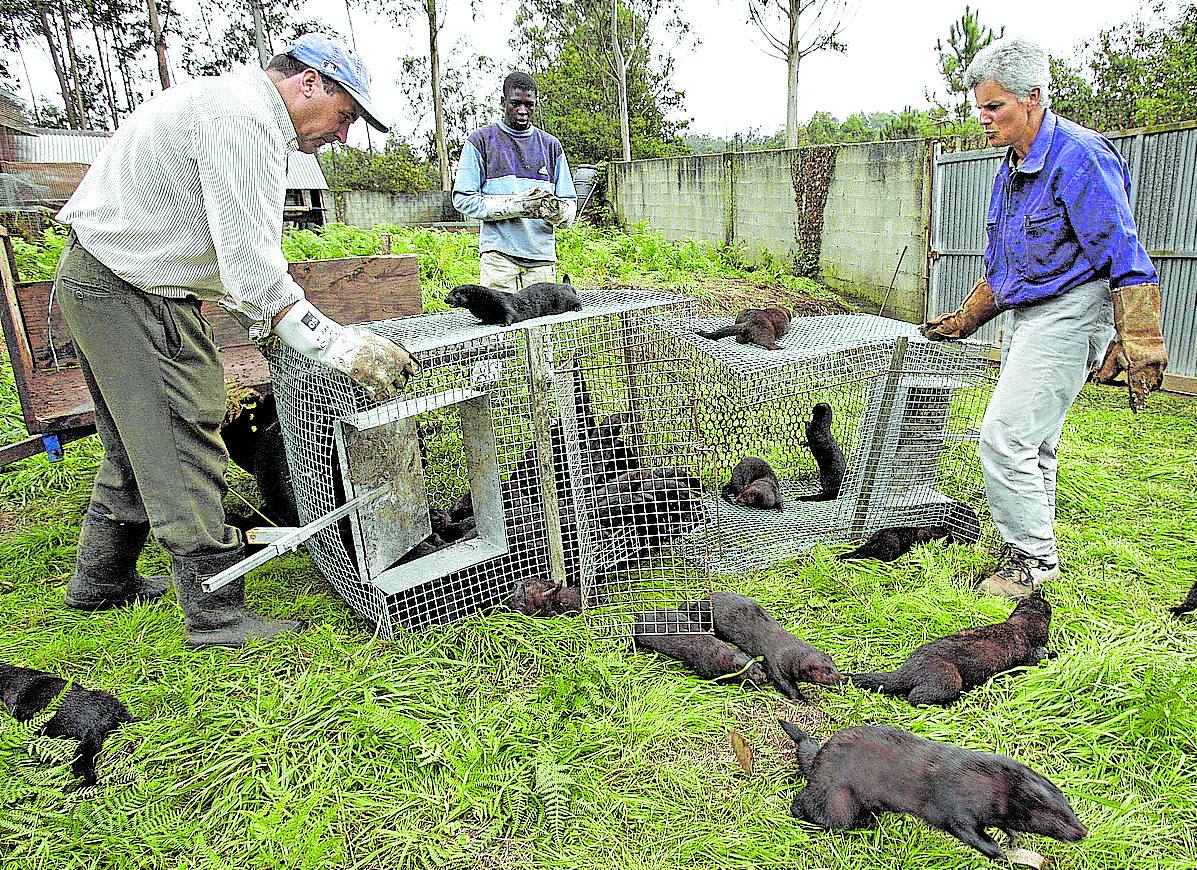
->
[171, 546, 305, 649]
[65, 507, 170, 610]
[978, 547, 1060, 599]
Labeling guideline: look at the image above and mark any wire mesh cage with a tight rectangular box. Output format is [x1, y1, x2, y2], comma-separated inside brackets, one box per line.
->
[267, 289, 714, 637]
[653, 313, 996, 575]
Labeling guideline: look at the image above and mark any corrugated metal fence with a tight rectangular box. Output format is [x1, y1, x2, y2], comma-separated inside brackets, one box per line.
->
[929, 120, 1197, 386]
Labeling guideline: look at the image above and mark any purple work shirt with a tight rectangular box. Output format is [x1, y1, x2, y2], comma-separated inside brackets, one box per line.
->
[984, 110, 1158, 309]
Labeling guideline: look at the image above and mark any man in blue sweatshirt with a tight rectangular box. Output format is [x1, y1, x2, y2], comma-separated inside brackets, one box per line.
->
[453, 72, 577, 291]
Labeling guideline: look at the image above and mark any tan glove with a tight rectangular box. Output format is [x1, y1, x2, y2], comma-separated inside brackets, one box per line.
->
[274, 299, 420, 403]
[523, 188, 576, 226]
[921, 276, 1000, 340]
[1094, 283, 1167, 411]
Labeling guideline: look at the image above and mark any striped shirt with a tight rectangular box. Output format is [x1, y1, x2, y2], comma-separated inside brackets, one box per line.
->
[57, 66, 303, 338]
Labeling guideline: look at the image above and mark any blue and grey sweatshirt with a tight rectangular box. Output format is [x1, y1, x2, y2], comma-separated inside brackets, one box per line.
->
[452, 120, 576, 264]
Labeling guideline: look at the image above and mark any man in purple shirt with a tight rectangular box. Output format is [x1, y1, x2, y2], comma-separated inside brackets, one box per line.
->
[923, 36, 1167, 598]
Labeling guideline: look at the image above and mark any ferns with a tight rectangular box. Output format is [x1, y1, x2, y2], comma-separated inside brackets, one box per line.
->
[534, 748, 575, 841]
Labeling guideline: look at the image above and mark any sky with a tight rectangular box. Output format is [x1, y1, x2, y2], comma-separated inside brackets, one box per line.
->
[6, 0, 1174, 147]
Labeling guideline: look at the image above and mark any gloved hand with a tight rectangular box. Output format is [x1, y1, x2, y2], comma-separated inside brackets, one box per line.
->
[523, 188, 576, 227]
[921, 276, 1000, 341]
[480, 190, 539, 221]
[1093, 283, 1168, 411]
[273, 299, 420, 402]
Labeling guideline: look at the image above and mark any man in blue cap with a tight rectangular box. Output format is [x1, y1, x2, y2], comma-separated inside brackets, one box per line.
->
[54, 34, 418, 648]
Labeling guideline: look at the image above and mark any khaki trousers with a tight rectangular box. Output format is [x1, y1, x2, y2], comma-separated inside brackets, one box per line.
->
[56, 234, 239, 558]
[479, 251, 556, 292]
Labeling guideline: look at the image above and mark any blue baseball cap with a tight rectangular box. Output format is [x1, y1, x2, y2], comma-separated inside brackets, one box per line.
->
[286, 33, 389, 133]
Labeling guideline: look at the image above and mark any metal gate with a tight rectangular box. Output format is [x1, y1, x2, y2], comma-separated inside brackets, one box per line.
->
[929, 121, 1197, 388]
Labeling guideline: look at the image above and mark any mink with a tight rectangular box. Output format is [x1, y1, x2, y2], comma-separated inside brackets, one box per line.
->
[503, 578, 581, 616]
[633, 607, 768, 688]
[592, 411, 642, 478]
[848, 594, 1052, 705]
[721, 456, 784, 510]
[697, 305, 792, 350]
[709, 591, 842, 697]
[445, 277, 582, 326]
[797, 403, 846, 502]
[0, 664, 136, 786]
[595, 467, 703, 540]
[1170, 579, 1197, 616]
[779, 721, 1088, 860]
[837, 525, 951, 561]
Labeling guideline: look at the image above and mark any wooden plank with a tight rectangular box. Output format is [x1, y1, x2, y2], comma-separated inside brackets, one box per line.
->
[4, 252, 422, 436]
[0, 228, 40, 430]
[17, 254, 421, 369]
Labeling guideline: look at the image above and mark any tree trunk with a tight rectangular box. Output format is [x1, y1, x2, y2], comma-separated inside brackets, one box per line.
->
[58, 0, 88, 127]
[427, 0, 451, 191]
[37, 6, 77, 128]
[785, 0, 801, 148]
[109, 20, 137, 112]
[18, 45, 43, 126]
[611, 0, 631, 161]
[249, 0, 269, 67]
[86, 0, 119, 128]
[147, 0, 171, 90]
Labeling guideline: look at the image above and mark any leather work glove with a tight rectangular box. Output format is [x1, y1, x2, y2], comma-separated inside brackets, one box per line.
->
[1093, 283, 1168, 411]
[523, 188, 577, 227]
[273, 299, 420, 403]
[921, 276, 1001, 341]
[480, 190, 539, 221]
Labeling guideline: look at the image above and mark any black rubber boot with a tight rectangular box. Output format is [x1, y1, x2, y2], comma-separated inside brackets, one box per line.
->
[170, 546, 305, 649]
[64, 507, 170, 611]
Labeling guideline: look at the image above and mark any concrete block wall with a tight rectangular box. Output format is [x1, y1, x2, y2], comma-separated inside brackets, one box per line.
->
[610, 155, 727, 245]
[338, 190, 458, 227]
[610, 140, 932, 323]
[819, 141, 929, 322]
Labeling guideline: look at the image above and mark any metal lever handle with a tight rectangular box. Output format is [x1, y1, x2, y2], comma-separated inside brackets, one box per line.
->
[202, 485, 389, 593]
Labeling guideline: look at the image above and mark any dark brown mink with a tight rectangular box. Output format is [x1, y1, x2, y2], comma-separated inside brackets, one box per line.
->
[503, 578, 581, 616]
[837, 525, 950, 562]
[1171, 579, 1197, 616]
[445, 277, 582, 326]
[697, 305, 792, 350]
[848, 594, 1052, 705]
[0, 664, 136, 786]
[779, 721, 1088, 860]
[797, 403, 845, 502]
[633, 606, 768, 688]
[721, 456, 784, 510]
[709, 591, 842, 697]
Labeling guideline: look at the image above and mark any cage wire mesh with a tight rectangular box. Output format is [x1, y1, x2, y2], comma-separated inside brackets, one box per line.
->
[652, 313, 996, 576]
[267, 288, 714, 637]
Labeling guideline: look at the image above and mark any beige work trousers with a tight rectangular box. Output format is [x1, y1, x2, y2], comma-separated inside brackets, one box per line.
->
[479, 251, 556, 291]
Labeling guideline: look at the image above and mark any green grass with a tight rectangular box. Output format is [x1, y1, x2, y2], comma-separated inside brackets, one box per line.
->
[2, 226, 1196, 869]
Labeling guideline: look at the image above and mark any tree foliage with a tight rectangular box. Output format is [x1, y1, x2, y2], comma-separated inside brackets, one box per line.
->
[318, 138, 437, 195]
[1049, 1, 1197, 131]
[398, 38, 497, 170]
[932, 5, 1004, 122]
[511, 0, 690, 164]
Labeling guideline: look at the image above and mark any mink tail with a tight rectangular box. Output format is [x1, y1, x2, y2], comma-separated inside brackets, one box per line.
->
[796, 491, 836, 502]
[846, 671, 902, 693]
[697, 325, 741, 341]
[778, 719, 820, 777]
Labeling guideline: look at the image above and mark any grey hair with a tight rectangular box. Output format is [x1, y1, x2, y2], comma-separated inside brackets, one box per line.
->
[964, 36, 1052, 110]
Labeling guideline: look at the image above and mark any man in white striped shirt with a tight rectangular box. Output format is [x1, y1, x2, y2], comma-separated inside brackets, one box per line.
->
[54, 34, 417, 649]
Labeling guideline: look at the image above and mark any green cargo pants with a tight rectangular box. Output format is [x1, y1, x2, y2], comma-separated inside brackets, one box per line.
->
[55, 233, 240, 558]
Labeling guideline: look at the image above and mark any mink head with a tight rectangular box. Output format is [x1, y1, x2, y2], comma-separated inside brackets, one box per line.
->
[799, 648, 843, 685]
[811, 403, 833, 425]
[1008, 770, 1088, 842]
